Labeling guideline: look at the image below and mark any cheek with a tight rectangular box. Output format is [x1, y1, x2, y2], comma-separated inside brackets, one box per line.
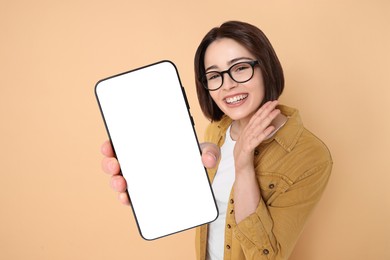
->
[251, 77, 265, 97]
[208, 91, 226, 112]
[208, 92, 220, 104]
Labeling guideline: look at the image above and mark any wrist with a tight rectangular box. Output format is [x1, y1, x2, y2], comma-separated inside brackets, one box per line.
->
[234, 153, 255, 174]
[235, 165, 256, 177]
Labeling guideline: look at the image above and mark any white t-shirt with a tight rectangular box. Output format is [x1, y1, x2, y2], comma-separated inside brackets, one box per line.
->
[207, 125, 236, 260]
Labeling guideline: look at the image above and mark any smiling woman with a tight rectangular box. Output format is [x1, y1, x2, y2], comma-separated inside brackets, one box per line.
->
[192, 21, 332, 260]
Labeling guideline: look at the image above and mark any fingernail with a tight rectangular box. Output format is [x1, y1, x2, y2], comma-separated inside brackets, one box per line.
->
[207, 151, 217, 161]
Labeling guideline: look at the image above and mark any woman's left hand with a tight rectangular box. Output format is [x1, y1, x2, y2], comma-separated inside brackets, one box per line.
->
[233, 100, 280, 173]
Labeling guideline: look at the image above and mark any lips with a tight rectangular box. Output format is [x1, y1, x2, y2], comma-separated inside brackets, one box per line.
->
[224, 94, 248, 104]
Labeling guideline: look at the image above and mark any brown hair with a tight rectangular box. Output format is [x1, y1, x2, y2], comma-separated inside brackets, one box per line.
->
[194, 21, 284, 121]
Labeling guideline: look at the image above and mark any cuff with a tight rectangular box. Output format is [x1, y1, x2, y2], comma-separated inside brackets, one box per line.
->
[233, 199, 275, 258]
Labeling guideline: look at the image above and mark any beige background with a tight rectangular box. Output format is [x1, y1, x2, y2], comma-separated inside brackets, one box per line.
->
[1, 0, 389, 259]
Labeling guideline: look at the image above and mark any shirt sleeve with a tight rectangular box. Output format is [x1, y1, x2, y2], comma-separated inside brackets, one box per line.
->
[232, 161, 332, 260]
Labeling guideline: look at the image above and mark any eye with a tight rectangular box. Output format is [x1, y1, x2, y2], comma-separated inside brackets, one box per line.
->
[233, 63, 251, 73]
[207, 72, 221, 81]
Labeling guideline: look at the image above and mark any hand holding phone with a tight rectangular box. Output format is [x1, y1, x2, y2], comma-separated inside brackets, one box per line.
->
[95, 61, 218, 240]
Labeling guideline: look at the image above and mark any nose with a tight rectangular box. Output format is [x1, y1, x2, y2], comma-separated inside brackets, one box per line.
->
[220, 72, 237, 90]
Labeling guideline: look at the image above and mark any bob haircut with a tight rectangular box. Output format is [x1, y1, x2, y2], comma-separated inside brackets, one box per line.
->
[194, 21, 284, 121]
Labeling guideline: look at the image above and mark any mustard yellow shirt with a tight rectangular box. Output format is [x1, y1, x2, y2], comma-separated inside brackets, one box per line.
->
[195, 105, 333, 260]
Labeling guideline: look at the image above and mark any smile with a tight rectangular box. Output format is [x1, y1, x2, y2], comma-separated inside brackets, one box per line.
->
[224, 94, 248, 104]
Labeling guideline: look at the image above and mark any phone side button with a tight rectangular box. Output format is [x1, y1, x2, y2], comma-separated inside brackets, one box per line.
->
[181, 86, 190, 109]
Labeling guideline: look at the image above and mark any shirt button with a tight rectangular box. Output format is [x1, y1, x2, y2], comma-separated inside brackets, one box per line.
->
[254, 149, 259, 156]
[230, 199, 234, 204]
[230, 209, 234, 214]
[227, 224, 231, 229]
[226, 245, 231, 249]
[269, 183, 275, 189]
[263, 249, 269, 255]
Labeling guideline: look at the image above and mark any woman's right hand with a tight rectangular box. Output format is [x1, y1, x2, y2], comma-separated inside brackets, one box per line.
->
[101, 140, 220, 206]
[101, 140, 130, 205]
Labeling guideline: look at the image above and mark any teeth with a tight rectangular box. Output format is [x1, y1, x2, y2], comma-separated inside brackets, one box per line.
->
[226, 94, 248, 104]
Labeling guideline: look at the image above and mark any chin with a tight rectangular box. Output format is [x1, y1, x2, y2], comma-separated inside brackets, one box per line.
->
[224, 111, 252, 121]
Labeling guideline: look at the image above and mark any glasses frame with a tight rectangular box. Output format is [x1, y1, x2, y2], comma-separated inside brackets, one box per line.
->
[201, 60, 259, 91]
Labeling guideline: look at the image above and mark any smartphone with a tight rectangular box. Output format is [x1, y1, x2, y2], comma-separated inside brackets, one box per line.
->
[95, 60, 218, 240]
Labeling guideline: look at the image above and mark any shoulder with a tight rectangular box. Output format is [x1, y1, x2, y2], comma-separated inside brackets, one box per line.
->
[286, 128, 333, 186]
[272, 105, 333, 180]
[296, 128, 333, 167]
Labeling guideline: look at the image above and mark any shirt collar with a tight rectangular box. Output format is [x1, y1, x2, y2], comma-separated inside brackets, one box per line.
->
[271, 105, 304, 152]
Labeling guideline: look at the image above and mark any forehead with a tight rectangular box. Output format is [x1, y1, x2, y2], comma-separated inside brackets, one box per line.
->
[204, 38, 254, 68]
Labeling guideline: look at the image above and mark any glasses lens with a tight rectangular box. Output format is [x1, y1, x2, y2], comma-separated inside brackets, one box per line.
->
[230, 62, 254, 83]
[203, 72, 222, 90]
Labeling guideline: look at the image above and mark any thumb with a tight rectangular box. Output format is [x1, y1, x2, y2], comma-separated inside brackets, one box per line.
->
[200, 142, 220, 169]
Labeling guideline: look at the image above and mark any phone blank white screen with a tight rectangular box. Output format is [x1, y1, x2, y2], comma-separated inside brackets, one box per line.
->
[95, 61, 218, 240]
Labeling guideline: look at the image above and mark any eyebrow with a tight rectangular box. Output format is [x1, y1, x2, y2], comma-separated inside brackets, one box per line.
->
[205, 57, 254, 72]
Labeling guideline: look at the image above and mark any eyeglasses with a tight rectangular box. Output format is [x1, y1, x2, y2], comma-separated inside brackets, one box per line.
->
[201, 60, 259, 91]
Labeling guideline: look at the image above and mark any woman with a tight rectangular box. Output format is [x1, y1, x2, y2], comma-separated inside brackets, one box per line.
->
[101, 21, 332, 260]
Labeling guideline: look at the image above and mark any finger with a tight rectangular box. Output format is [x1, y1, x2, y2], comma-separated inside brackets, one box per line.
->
[253, 100, 278, 117]
[245, 100, 278, 130]
[248, 102, 280, 130]
[253, 109, 281, 135]
[246, 109, 280, 149]
[110, 175, 128, 192]
[259, 125, 277, 141]
[101, 140, 115, 157]
[200, 142, 220, 159]
[118, 192, 131, 206]
[102, 157, 120, 175]
[246, 110, 279, 140]
[202, 152, 218, 169]
[254, 100, 279, 120]
[262, 108, 281, 125]
[200, 142, 220, 169]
